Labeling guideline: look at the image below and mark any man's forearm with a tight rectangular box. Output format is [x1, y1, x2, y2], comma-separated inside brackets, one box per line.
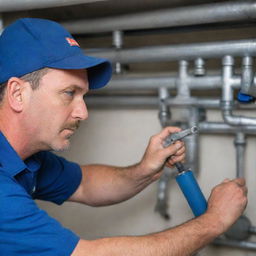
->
[70, 164, 155, 206]
[72, 212, 221, 256]
[69, 128, 185, 206]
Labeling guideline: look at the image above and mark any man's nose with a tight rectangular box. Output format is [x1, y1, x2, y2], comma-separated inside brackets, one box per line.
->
[72, 99, 88, 121]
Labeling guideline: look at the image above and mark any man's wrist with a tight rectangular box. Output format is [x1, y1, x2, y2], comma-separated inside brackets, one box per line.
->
[126, 162, 155, 187]
[198, 212, 226, 238]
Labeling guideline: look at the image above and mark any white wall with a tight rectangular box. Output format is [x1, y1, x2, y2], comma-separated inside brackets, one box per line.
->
[38, 108, 256, 256]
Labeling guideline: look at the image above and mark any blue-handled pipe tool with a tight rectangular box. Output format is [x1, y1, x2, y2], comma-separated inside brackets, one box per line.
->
[164, 126, 207, 217]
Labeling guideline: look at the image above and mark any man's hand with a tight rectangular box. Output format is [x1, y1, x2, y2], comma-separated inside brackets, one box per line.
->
[138, 126, 186, 181]
[205, 178, 248, 234]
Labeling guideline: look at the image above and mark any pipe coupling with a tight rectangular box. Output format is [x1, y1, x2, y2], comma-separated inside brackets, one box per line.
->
[220, 100, 233, 110]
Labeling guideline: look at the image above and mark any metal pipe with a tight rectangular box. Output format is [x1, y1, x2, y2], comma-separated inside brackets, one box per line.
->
[0, 0, 106, 12]
[176, 60, 190, 98]
[213, 238, 256, 250]
[86, 96, 256, 109]
[241, 56, 254, 96]
[223, 109, 256, 126]
[158, 87, 171, 127]
[100, 74, 243, 91]
[155, 168, 174, 220]
[62, 1, 256, 34]
[199, 122, 256, 134]
[185, 108, 200, 173]
[112, 30, 124, 74]
[234, 132, 246, 178]
[222, 55, 235, 103]
[156, 87, 173, 219]
[194, 58, 205, 76]
[175, 61, 199, 172]
[86, 96, 158, 108]
[86, 39, 256, 64]
[221, 56, 256, 126]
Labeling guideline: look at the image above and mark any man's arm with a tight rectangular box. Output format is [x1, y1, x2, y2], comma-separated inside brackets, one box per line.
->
[71, 178, 247, 256]
[69, 126, 185, 206]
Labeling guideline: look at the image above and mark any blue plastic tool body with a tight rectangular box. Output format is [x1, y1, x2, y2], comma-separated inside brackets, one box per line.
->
[176, 170, 207, 217]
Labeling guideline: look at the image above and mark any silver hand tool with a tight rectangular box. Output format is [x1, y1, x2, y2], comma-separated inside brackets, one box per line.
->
[163, 126, 198, 148]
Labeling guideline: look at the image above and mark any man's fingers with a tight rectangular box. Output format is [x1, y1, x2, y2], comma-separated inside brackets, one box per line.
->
[174, 145, 186, 156]
[167, 154, 185, 166]
[165, 141, 184, 154]
[159, 126, 182, 141]
[221, 178, 247, 196]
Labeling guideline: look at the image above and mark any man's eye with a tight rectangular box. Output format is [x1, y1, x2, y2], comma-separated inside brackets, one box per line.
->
[65, 90, 75, 97]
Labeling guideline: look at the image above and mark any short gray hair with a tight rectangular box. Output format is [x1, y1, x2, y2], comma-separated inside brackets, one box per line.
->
[0, 68, 49, 103]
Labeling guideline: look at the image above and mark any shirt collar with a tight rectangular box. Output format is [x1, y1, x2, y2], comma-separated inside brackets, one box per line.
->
[0, 131, 41, 176]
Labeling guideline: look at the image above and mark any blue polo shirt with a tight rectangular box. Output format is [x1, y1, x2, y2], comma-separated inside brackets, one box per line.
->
[0, 131, 82, 255]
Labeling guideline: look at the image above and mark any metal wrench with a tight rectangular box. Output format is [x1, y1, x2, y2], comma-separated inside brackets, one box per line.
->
[163, 126, 198, 148]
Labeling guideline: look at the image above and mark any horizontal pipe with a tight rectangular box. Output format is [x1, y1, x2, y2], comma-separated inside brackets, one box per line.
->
[86, 39, 256, 63]
[102, 74, 243, 91]
[86, 96, 158, 108]
[213, 238, 256, 250]
[199, 122, 256, 134]
[62, 1, 256, 34]
[0, 0, 105, 12]
[86, 96, 220, 108]
[223, 109, 256, 126]
[86, 96, 256, 110]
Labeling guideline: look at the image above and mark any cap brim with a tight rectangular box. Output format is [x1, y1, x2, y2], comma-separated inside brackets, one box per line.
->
[46, 54, 112, 89]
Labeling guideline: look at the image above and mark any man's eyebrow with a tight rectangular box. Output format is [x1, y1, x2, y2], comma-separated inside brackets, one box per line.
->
[67, 84, 88, 93]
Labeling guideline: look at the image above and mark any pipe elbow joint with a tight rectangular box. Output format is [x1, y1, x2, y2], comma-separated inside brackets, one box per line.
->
[222, 109, 256, 126]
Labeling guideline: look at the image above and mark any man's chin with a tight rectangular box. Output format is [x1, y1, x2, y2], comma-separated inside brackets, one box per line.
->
[51, 139, 71, 152]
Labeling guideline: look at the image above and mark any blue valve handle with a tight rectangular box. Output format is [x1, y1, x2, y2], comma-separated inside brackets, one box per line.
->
[163, 127, 207, 217]
[176, 170, 207, 217]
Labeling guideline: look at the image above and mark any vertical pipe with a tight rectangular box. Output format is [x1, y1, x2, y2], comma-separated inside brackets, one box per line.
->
[241, 56, 254, 96]
[185, 107, 200, 174]
[112, 30, 123, 74]
[177, 60, 190, 98]
[156, 87, 173, 219]
[158, 87, 171, 127]
[221, 55, 234, 104]
[176, 60, 199, 172]
[234, 132, 246, 178]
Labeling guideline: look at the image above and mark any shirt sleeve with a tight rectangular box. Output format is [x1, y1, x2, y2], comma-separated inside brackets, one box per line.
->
[34, 151, 82, 205]
[0, 172, 80, 256]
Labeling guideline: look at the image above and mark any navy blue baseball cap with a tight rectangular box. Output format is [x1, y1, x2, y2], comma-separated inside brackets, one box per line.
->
[0, 18, 112, 89]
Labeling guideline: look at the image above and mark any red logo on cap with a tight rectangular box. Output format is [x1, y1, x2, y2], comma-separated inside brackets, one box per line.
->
[66, 37, 80, 47]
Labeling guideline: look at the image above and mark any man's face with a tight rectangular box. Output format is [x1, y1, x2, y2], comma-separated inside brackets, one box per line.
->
[24, 68, 89, 152]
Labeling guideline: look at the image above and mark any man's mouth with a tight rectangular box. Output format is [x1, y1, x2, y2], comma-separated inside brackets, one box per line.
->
[62, 122, 80, 133]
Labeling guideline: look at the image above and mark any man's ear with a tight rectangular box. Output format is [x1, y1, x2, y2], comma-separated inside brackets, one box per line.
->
[6, 77, 28, 112]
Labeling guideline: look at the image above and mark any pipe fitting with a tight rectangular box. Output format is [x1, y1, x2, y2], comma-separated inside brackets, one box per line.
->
[222, 55, 234, 103]
[194, 58, 205, 76]
[221, 55, 256, 126]
[222, 55, 235, 66]
[112, 30, 123, 49]
[222, 109, 256, 126]
[112, 30, 124, 74]
[177, 60, 190, 98]
[158, 87, 171, 127]
[241, 56, 255, 96]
